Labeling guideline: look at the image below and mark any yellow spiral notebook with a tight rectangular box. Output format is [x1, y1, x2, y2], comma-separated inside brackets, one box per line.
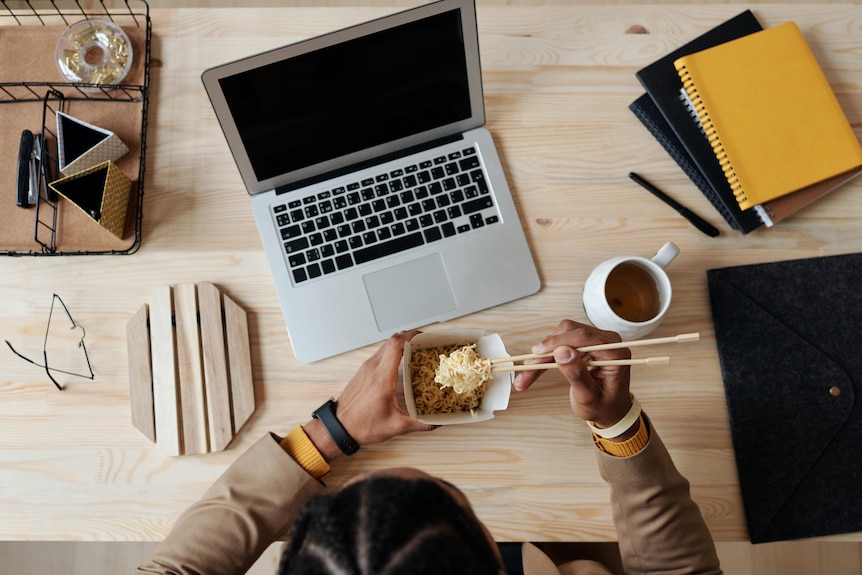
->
[674, 22, 862, 210]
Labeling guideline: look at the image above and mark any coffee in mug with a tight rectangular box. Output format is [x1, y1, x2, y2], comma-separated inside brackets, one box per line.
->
[582, 242, 679, 340]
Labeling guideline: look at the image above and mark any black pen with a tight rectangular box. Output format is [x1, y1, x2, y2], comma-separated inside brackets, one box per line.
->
[628, 172, 720, 237]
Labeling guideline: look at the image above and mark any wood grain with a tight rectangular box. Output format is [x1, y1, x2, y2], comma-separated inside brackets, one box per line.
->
[2, 5, 862, 552]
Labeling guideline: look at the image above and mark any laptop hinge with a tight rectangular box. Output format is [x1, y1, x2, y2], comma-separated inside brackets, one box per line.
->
[274, 133, 465, 195]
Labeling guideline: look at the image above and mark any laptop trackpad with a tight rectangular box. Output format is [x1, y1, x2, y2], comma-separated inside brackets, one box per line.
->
[363, 254, 457, 332]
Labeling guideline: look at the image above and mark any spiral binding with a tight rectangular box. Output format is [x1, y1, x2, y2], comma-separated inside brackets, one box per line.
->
[677, 64, 748, 207]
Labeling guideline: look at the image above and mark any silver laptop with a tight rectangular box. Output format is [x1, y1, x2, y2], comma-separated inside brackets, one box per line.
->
[202, 0, 540, 363]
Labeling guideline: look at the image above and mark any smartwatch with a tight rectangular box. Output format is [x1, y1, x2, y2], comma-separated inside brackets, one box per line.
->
[312, 399, 360, 455]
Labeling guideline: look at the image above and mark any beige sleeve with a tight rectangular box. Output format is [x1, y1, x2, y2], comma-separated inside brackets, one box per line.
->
[134, 434, 326, 575]
[596, 418, 723, 575]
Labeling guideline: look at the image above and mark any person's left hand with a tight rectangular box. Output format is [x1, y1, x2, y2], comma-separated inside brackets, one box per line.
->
[307, 330, 436, 460]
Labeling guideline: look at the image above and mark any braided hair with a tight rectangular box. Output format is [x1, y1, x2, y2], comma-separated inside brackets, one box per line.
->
[278, 475, 503, 575]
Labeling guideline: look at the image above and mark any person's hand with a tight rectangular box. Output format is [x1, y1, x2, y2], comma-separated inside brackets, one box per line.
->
[306, 330, 436, 460]
[513, 320, 633, 429]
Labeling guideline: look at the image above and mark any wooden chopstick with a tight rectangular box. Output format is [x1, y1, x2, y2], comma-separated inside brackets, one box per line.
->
[491, 356, 670, 372]
[490, 333, 699, 364]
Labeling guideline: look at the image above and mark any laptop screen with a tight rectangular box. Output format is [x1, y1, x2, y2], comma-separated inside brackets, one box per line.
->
[217, 8, 472, 184]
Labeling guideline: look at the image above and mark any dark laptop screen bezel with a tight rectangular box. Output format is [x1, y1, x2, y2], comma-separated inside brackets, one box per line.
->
[202, 0, 485, 196]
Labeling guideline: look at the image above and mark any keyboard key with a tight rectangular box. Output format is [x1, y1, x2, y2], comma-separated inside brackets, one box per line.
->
[365, 215, 380, 229]
[349, 236, 363, 250]
[391, 222, 406, 236]
[335, 240, 349, 253]
[424, 227, 443, 242]
[319, 200, 333, 213]
[317, 191, 331, 200]
[346, 183, 359, 191]
[442, 222, 456, 237]
[337, 224, 351, 238]
[347, 192, 361, 205]
[417, 171, 431, 184]
[273, 204, 287, 214]
[380, 211, 395, 225]
[433, 156, 447, 165]
[280, 224, 301, 240]
[470, 214, 485, 229]
[375, 183, 389, 196]
[363, 231, 377, 244]
[433, 210, 447, 223]
[336, 254, 354, 270]
[323, 229, 338, 243]
[448, 206, 462, 219]
[289, 209, 304, 221]
[390, 179, 403, 192]
[459, 156, 480, 171]
[315, 215, 331, 229]
[353, 231, 425, 265]
[419, 214, 433, 228]
[293, 268, 308, 283]
[321, 259, 336, 274]
[486, 215, 500, 225]
[288, 253, 306, 267]
[405, 164, 418, 173]
[358, 204, 372, 217]
[301, 221, 316, 234]
[419, 160, 433, 169]
[307, 263, 322, 279]
[361, 188, 375, 201]
[303, 196, 316, 205]
[377, 227, 392, 241]
[445, 162, 459, 175]
[306, 248, 321, 261]
[304, 205, 319, 218]
[463, 197, 494, 214]
[405, 218, 420, 232]
[330, 211, 345, 225]
[277, 214, 291, 227]
[463, 146, 476, 156]
[361, 178, 374, 186]
[288, 199, 302, 209]
[431, 167, 445, 179]
[448, 151, 462, 160]
[457, 224, 471, 233]
[352, 220, 366, 234]
[375, 173, 389, 182]
[403, 175, 417, 188]
[285, 237, 309, 253]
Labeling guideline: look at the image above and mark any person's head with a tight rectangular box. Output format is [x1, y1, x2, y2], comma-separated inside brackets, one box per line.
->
[279, 468, 505, 575]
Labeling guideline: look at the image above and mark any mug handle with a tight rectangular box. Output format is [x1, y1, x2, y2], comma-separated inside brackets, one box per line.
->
[651, 242, 680, 269]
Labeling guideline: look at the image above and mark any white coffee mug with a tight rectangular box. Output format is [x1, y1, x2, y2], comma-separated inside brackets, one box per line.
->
[582, 242, 679, 340]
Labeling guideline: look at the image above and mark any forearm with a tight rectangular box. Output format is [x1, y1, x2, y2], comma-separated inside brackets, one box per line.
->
[597, 417, 722, 575]
[135, 434, 325, 575]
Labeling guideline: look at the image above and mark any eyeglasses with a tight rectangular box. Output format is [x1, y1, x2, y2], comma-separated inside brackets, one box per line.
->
[5, 293, 94, 391]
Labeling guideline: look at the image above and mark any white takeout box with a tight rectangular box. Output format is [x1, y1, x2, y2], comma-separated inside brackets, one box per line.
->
[402, 329, 512, 425]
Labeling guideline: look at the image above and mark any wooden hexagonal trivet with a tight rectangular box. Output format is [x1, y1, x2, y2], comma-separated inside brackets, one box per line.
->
[126, 282, 254, 456]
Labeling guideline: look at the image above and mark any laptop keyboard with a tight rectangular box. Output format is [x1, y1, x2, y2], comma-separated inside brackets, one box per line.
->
[272, 146, 501, 284]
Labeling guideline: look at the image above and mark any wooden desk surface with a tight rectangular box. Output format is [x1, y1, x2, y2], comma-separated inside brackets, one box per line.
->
[2, 4, 862, 542]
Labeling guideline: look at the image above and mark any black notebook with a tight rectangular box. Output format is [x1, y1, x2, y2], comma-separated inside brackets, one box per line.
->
[629, 93, 737, 229]
[708, 253, 862, 543]
[635, 10, 763, 234]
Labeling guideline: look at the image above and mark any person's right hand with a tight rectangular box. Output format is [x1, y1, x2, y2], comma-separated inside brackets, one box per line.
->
[513, 320, 633, 430]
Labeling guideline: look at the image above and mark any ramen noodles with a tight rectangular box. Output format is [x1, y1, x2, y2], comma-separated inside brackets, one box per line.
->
[410, 343, 489, 415]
